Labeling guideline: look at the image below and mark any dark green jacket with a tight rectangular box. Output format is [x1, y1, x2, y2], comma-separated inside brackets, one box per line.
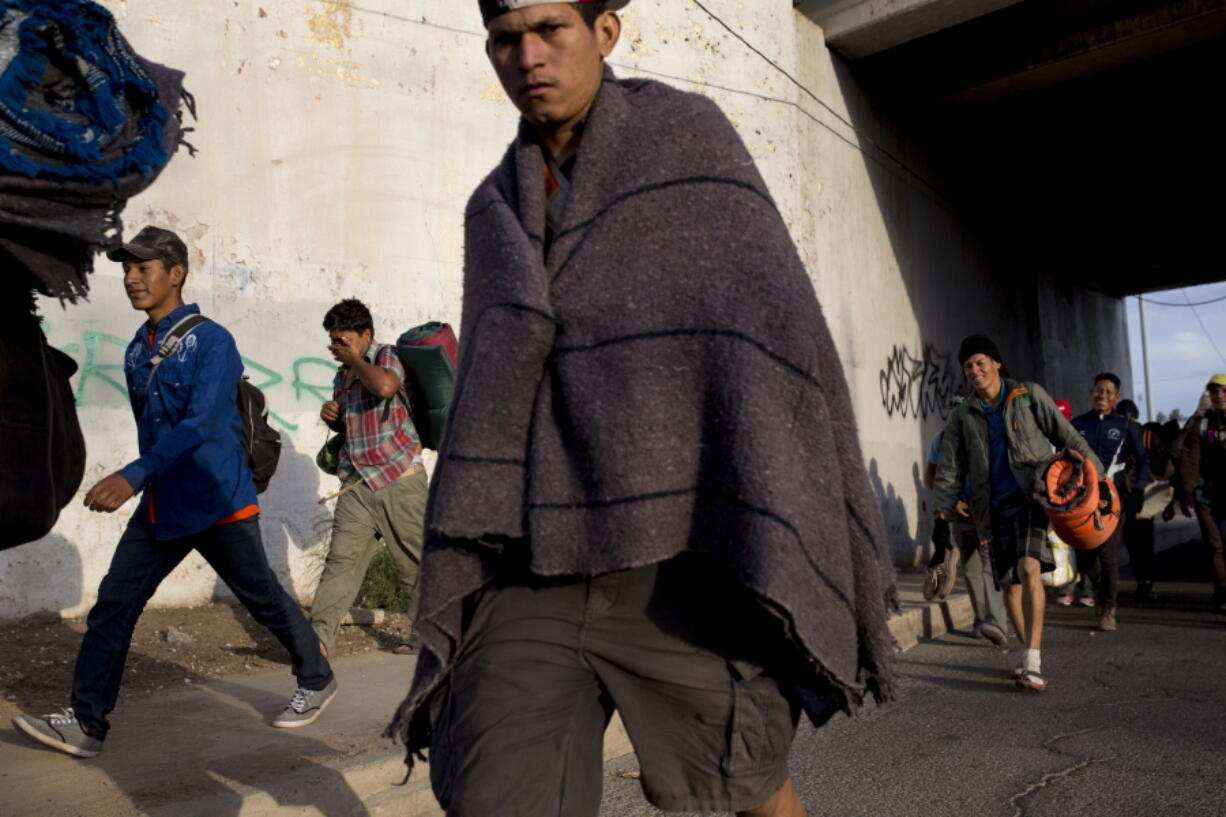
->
[933, 379, 1105, 543]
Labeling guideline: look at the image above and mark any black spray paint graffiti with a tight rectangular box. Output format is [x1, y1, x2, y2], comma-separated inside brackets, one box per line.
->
[879, 343, 957, 421]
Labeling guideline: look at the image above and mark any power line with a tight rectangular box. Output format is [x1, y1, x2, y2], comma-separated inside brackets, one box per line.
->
[1183, 289, 1226, 366]
[690, 0, 952, 205]
[326, 0, 954, 207]
[1141, 292, 1226, 307]
[319, 0, 485, 38]
[610, 63, 886, 172]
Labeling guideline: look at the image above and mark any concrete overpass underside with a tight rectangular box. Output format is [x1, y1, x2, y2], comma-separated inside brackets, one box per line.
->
[801, 0, 1226, 297]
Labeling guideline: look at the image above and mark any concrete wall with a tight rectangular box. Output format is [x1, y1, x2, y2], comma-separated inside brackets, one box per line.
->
[1033, 270, 1133, 409]
[2, 0, 1130, 619]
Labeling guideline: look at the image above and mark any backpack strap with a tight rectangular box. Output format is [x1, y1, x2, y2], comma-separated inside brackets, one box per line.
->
[368, 342, 413, 425]
[146, 314, 211, 390]
[1105, 421, 1129, 479]
[380, 388, 412, 424]
[961, 384, 1028, 420]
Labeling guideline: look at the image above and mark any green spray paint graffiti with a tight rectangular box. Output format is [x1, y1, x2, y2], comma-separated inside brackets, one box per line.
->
[73, 332, 128, 406]
[44, 324, 336, 435]
[293, 358, 339, 404]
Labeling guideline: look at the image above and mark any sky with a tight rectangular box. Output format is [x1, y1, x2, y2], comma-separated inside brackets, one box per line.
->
[1126, 280, 1226, 422]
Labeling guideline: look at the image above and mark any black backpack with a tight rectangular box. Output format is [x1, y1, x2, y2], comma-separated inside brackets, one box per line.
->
[146, 314, 282, 492]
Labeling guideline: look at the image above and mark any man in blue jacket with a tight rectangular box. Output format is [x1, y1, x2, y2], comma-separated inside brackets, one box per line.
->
[12, 226, 336, 758]
[1070, 372, 1149, 632]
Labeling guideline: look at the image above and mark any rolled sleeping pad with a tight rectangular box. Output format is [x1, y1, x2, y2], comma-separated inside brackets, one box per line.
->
[395, 322, 458, 450]
[1032, 449, 1121, 550]
[1138, 480, 1174, 520]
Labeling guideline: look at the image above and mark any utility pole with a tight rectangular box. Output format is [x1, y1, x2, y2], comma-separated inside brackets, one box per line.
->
[1139, 295, 1154, 422]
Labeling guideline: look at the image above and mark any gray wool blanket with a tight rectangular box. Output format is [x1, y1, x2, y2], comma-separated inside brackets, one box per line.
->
[387, 69, 897, 763]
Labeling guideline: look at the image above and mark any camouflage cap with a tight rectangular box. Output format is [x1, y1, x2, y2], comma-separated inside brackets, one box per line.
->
[480, 0, 630, 26]
[106, 225, 189, 270]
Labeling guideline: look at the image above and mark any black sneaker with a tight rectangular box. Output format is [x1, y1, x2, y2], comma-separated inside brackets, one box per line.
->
[12, 708, 103, 758]
[1136, 582, 1158, 602]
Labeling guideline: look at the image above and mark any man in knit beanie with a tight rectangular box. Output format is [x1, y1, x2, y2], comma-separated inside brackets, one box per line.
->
[932, 334, 1103, 692]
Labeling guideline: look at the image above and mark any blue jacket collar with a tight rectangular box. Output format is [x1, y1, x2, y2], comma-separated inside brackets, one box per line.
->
[138, 302, 200, 340]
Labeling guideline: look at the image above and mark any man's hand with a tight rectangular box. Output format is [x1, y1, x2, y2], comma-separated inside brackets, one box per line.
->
[1098, 479, 1115, 512]
[84, 474, 135, 513]
[327, 336, 363, 368]
[320, 401, 341, 423]
[955, 499, 971, 519]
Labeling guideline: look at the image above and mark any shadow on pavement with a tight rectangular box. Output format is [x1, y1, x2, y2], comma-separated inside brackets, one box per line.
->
[4, 649, 371, 817]
[895, 668, 1012, 695]
[94, 674, 370, 817]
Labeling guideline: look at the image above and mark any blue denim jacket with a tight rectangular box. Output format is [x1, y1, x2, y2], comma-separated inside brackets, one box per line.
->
[116, 303, 257, 540]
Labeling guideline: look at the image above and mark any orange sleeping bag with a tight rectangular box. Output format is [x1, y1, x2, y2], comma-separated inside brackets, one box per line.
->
[1032, 449, 1120, 550]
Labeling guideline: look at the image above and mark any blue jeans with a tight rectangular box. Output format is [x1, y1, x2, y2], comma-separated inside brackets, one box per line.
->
[71, 515, 333, 738]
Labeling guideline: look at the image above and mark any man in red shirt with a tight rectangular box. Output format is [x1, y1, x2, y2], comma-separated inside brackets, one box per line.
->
[311, 299, 428, 659]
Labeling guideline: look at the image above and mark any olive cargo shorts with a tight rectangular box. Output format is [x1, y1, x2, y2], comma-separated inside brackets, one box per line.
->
[310, 469, 427, 655]
[429, 554, 800, 816]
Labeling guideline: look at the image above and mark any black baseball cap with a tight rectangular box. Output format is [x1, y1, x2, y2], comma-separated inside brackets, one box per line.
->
[106, 225, 189, 270]
[480, 0, 629, 26]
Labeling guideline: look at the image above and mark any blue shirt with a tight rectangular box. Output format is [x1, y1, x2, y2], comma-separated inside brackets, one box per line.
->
[980, 388, 1022, 507]
[117, 303, 257, 540]
[1071, 410, 1149, 493]
[927, 430, 972, 499]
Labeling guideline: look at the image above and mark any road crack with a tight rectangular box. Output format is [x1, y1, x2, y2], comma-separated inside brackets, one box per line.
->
[1008, 727, 1116, 817]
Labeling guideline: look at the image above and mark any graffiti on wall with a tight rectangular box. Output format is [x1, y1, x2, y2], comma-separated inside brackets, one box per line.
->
[879, 343, 957, 421]
[47, 325, 336, 434]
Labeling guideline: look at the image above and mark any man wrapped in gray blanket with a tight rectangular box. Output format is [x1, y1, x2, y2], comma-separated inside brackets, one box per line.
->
[386, 3, 899, 815]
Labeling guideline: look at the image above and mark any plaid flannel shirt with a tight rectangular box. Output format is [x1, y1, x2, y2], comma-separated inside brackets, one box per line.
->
[334, 343, 422, 491]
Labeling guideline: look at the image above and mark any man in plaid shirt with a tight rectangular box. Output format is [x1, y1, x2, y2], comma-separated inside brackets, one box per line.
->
[312, 299, 427, 657]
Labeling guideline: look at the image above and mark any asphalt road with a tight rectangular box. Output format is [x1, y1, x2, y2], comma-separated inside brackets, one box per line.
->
[599, 542, 1226, 817]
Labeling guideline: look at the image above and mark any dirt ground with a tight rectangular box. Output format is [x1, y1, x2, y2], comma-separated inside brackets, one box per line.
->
[0, 603, 412, 724]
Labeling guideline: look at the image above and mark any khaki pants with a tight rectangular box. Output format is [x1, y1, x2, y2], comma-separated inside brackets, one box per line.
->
[311, 469, 427, 654]
[954, 521, 1007, 630]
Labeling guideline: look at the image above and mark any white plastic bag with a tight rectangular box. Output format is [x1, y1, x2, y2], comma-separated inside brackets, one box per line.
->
[1042, 532, 1077, 587]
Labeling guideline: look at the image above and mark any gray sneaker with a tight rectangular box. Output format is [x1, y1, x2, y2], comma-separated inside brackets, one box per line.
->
[12, 708, 103, 758]
[977, 621, 1008, 647]
[272, 678, 338, 728]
